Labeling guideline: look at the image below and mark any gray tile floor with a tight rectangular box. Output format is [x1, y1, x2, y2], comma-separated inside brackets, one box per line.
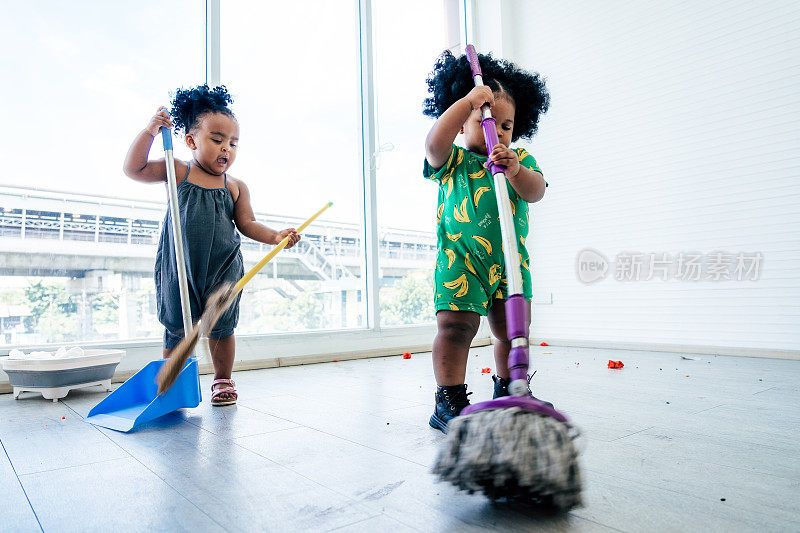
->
[2, 345, 799, 532]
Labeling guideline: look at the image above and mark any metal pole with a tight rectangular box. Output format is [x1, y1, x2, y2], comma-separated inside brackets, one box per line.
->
[161, 128, 193, 337]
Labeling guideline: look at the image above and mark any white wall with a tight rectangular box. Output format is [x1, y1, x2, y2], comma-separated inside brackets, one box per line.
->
[477, 1, 800, 354]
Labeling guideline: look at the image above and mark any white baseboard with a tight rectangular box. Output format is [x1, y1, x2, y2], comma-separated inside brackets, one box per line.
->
[527, 338, 800, 360]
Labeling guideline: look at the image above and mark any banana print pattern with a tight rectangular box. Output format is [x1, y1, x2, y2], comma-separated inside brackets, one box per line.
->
[442, 170, 454, 198]
[465, 253, 477, 275]
[444, 248, 456, 268]
[473, 235, 493, 254]
[453, 197, 470, 223]
[473, 186, 491, 207]
[489, 264, 502, 285]
[469, 169, 486, 180]
[424, 145, 543, 315]
[443, 274, 469, 298]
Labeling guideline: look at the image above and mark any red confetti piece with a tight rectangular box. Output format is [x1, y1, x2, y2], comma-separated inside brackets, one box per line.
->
[481, 367, 491, 374]
[402, 353, 411, 359]
[333, 360, 339, 362]
[61, 416, 65, 420]
[607, 360, 624, 369]
[540, 342, 548, 346]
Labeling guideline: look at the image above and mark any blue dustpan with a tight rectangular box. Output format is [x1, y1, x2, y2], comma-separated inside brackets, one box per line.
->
[86, 357, 201, 432]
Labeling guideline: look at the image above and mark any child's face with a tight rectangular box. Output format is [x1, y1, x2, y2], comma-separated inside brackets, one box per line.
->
[185, 112, 239, 176]
[462, 93, 515, 155]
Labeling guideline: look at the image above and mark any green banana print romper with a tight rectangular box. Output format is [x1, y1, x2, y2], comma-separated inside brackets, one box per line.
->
[423, 144, 545, 315]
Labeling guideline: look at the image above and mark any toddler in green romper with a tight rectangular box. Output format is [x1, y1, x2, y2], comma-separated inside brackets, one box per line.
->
[421, 48, 551, 433]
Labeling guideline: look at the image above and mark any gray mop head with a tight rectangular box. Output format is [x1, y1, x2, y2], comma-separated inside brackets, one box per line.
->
[431, 407, 582, 511]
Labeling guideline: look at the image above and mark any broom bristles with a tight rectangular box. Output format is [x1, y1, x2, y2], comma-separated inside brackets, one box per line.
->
[156, 327, 200, 394]
[155, 283, 238, 394]
[432, 407, 583, 511]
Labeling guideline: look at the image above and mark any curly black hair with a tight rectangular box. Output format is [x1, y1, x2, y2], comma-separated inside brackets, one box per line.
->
[170, 84, 235, 135]
[423, 50, 549, 142]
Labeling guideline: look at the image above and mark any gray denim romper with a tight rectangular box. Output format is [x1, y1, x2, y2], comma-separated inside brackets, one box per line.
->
[155, 164, 244, 349]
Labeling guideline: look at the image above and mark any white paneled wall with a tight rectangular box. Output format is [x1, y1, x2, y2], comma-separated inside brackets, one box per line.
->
[489, 1, 800, 353]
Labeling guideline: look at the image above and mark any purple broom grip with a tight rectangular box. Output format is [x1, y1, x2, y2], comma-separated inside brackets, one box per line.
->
[505, 294, 528, 338]
[465, 44, 483, 77]
[506, 295, 529, 382]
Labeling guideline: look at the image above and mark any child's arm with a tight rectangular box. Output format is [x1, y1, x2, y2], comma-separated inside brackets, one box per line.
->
[425, 86, 494, 169]
[123, 107, 187, 183]
[231, 179, 300, 248]
[487, 145, 547, 203]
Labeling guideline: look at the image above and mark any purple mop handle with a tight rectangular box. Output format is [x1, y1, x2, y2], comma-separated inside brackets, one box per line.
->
[465, 45, 530, 385]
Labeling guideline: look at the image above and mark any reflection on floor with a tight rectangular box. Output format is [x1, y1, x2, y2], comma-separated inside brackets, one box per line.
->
[2, 345, 799, 532]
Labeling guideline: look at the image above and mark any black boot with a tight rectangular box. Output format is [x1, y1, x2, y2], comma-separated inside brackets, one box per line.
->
[429, 384, 472, 433]
[492, 374, 554, 408]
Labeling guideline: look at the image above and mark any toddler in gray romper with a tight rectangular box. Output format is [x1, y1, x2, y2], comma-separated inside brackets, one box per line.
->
[155, 164, 244, 349]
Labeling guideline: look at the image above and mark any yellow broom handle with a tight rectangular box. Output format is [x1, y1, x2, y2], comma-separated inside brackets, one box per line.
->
[233, 202, 333, 293]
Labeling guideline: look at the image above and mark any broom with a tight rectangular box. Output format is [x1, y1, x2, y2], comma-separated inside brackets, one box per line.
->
[156, 201, 333, 394]
[430, 45, 582, 510]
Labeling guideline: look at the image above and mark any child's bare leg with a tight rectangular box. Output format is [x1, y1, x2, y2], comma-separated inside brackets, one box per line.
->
[487, 297, 532, 378]
[432, 310, 480, 385]
[209, 335, 236, 400]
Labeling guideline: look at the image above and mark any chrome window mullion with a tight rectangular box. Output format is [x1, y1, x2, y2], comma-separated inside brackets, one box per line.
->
[358, 0, 380, 331]
[206, 0, 221, 85]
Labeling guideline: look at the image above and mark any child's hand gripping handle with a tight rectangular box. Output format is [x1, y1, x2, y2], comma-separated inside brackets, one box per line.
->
[464, 45, 505, 175]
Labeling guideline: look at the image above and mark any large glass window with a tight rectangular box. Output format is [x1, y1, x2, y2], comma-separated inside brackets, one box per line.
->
[0, 1, 444, 348]
[219, 1, 366, 333]
[0, 1, 204, 345]
[373, 0, 447, 326]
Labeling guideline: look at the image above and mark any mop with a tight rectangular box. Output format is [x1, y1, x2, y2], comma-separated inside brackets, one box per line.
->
[156, 201, 333, 394]
[430, 45, 582, 510]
